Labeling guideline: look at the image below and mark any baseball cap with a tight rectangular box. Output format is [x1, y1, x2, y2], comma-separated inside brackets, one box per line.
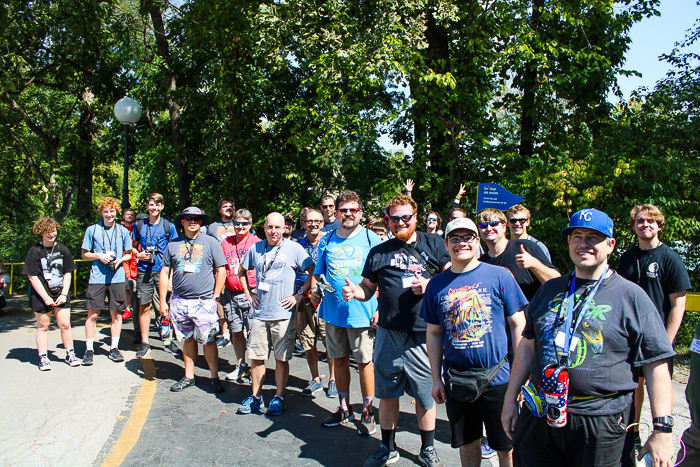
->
[561, 208, 614, 238]
[445, 218, 479, 238]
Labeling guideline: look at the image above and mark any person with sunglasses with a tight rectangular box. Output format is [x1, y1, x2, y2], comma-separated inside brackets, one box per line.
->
[506, 204, 551, 261]
[320, 195, 340, 233]
[220, 209, 262, 383]
[423, 212, 444, 236]
[161, 207, 227, 394]
[342, 194, 451, 467]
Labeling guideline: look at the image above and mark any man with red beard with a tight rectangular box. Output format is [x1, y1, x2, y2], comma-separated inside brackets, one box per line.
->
[343, 194, 451, 467]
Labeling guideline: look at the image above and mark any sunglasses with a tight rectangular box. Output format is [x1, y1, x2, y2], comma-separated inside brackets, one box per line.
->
[388, 213, 416, 224]
[234, 221, 251, 226]
[479, 220, 500, 229]
[509, 218, 528, 225]
[448, 234, 478, 244]
[321, 204, 335, 209]
[305, 220, 323, 225]
[338, 208, 361, 215]
[426, 217, 438, 222]
[184, 216, 202, 222]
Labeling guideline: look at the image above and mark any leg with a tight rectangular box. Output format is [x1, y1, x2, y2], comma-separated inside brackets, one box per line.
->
[275, 359, 290, 397]
[54, 307, 74, 350]
[305, 346, 320, 381]
[182, 338, 198, 380]
[458, 439, 482, 467]
[251, 359, 266, 397]
[85, 309, 100, 341]
[328, 357, 336, 381]
[231, 331, 247, 365]
[379, 397, 401, 430]
[497, 450, 513, 467]
[633, 377, 645, 434]
[35, 311, 51, 353]
[358, 361, 374, 397]
[109, 309, 122, 339]
[203, 341, 219, 378]
[221, 320, 229, 340]
[416, 400, 437, 431]
[139, 303, 151, 343]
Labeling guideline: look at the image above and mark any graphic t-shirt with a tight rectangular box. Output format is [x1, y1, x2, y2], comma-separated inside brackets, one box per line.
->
[362, 231, 451, 331]
[242, 239, 314, 321]
[207, 219, 237, 242]
[82, 222, 132, 284]
[479, 239, 557, 301]
[221, 234, 261, 292]
[296, 236, 321, 292]
[163, 233, 226, 299]
[315, 228, 382, 328]
[321, 219, 340, 234]
[132, 218, 178, 273]
[528, 235, 551, 261]
[420, 263, 528, 385]
[618, 243, 692, 327]
[523, 272, 675, 415]
[23, 242, 76, 309]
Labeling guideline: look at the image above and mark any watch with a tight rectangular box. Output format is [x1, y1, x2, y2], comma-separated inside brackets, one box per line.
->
[213, 296, 221, 303]
[652, 416, 674, 433]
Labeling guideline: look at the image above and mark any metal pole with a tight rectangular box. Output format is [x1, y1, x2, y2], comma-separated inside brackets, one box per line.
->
[121, 125, 130, 210]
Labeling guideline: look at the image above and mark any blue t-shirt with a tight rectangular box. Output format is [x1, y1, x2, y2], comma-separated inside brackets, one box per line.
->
[420, 262, 528, 385]
[296, 236, 321, 291]
[315, 227, 381, 328]
[131, 218, 178, 273]
[82, 222, 132, 284]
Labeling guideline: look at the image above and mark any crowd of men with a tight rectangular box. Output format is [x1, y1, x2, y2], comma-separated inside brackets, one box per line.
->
[22, 188, 698, 467]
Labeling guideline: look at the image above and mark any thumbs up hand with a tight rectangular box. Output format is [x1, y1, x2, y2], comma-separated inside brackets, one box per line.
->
[411, 271, 430, 296]
[515, 244, 535, 270]
[341, 278, 356, 302]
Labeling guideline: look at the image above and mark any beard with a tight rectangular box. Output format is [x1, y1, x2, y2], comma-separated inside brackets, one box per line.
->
[394, 223, 416, 242]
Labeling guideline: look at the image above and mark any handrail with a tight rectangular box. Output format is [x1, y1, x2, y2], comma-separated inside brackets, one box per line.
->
[3, 260, 91, 296]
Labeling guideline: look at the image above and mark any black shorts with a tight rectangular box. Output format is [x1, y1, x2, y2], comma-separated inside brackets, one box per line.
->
[513, 404, 635, 467]
[85, 283, 127, 311]
[136, 269, 161, 305]
[445, 382, 512, 450]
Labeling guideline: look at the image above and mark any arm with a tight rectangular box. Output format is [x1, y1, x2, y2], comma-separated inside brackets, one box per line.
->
[281, 264, 313, 310]
[53, 271, 72, 306]
[238, 265, 258, 308]
[507, 310, 526, 353]
[515, 245, 560, 284]
[501, 337, 536, 439]
[158, 266, 170, 317]
[449, 183, 466, 209]
[28, 276, 56, 307]
[81, 249, 113, 264]
[132, 240, 149, 261]
[664, 291, 686, 344]
[213, 266, 225, 299]
[426, 323, 446, 404]
[404, 178, 415, 197]
[341, 277, 378, 302]
[310, 275, 322, 305]
[638, 359, 675, 466]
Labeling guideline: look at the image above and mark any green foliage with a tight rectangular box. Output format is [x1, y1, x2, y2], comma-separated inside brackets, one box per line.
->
[676, 311, 700, 351]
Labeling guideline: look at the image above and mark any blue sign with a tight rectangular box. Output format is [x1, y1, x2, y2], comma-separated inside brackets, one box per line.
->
[477, 183, 524, 211]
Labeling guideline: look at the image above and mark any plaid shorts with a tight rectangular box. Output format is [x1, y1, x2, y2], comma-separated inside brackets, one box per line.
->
[170, 295, 219, 345]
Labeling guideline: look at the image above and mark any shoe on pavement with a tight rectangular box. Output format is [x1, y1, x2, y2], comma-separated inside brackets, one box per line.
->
[364, 444, 400, 467]
[294, 342, 304, 354]
[323, 406, 355, 427]
[39, 354, 52, 371]
[418, 446, 444, 466]
[164, 341, 181, 355]
[358, 408, 376, 435]
[237, 396, 264, 414]
[302, 378, 323, 396]
[210, 378, 225, 394]
[171, 376, 195, 392]
[136, 343, 151, 358]
[65, 350, 80, 367]
[82, 350, 94, 366]
[122, 309, 133, 321]
[216, 336, 231, 348]
[109, 348, 125, 362]
[481, 438, 496, 459]
[226, 363, 250, 382]
[327, 380, 338, 398]
[267, 396, 286, 416]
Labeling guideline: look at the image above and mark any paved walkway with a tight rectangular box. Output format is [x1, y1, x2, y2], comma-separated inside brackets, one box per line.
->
[0, 295, 692, 467]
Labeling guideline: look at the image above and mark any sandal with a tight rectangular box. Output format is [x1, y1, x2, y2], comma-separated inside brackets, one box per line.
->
[170, 376, 195, 392]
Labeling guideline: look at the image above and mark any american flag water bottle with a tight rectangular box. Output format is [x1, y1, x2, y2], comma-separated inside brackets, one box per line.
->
[540, 364, 569, 428]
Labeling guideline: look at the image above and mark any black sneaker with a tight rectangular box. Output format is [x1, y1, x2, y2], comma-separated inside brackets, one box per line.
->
[82, 350, 94, 366]
[358, 408, 376, 435]
[65, 350, 80, 367]
[322, 406, 355, 427]
[164, 342, 181, 355]
[109, 348, 125, 362]
[136, 343, 151, 358]
[364, 444, 399, 467]
[418, 446, 444, 466]
[210, 378, 225, 394]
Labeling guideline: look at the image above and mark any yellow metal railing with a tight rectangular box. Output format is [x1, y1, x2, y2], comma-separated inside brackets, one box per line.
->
[687, 292, 700, 313]
[3, 259, 91, 296]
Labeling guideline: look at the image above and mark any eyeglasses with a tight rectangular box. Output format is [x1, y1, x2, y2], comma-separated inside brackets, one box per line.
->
[388, 213, 416, 224]
[479, 220, 500, 229]
[448, 234, 478, 244]
[234, 221, 251, 226]
[338, 208, 361, 215]
[305, 220, 323, 225]
[509, 218, 528, 225]
[184, 216, 202, 222]
[426, 217, 438, 222]
[321, 204, 334, 209]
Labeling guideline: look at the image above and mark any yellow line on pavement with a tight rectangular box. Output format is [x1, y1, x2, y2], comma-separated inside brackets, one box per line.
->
[100, 354, 156, 467]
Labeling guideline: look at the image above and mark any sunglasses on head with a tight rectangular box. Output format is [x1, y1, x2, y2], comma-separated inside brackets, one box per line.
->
[184, 216, 202, 222]
[338, 208, 361, 215]
[479, 220, 500, 229]
[388, 213, 416, 224]
[509, 218, 528, 225]
[448, 234, 478, 244]
[234, 221, 251, 226]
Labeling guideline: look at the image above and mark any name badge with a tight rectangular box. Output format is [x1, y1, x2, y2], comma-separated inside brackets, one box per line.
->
[401, 275, 414, 288]
[184, 264, 196, 273]
[106, 251, 115, 258]
[691, 338, 700, 355]
[258, 282, 271, 292]
[555, 331, 579, 353]
[43, 272, 53, 280]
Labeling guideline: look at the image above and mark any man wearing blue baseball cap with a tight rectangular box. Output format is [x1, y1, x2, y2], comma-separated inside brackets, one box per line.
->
[502, 208, 676, 467]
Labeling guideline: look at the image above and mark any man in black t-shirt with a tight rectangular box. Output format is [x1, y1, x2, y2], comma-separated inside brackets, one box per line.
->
[342, 194, 450, 467]
[502, 208, 675, 467]
[478, 208, 559, 301]
[618, 204, 692, 448]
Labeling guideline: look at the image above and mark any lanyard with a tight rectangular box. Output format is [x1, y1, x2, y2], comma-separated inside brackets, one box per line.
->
[233, 235, 248, 262]
[184, 233, 199, 262]
[102, 223, 116, 253]
[559, 267, 608, 364]
[146, 219, 163, 248]
[303, 238, 319, 263]
[42, 242, 57, 260]
[221, 220, 233, 231]
[261, 239, 283, 281]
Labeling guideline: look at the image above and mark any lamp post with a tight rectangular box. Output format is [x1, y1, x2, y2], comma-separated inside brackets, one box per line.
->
[114, 97, 142, 210]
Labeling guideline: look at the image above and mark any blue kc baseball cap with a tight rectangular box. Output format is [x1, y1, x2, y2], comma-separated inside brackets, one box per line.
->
[561, 208, 614, 238]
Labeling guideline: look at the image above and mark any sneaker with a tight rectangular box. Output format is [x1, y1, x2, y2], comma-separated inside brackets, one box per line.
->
[294, 342, 304, 354]
[164, 342, 181, 356]
[226, 363, 251, 382]
[39, 355, 52, 371]
[122, 309, 133, 321]
[323, 406, 355, 427]
[81, 350, 94, 366]
[65, 350, 80, 367]
[109, 348, 125, 362]
[237, 396, 264, 414]
[170, 376, 195, 392]
[358, 408, 376, 435]
[301, 378, 323, 396]
[267, 395, 286, 416]
[210, 378, 225, 394]
[418, 446, 444, 466]
[364, 444, 400, 467]
[481, 438, 496, 459]
[216, 336, 231, 348]
[327, 380, 338, 398]
[136, 343, 151, 358]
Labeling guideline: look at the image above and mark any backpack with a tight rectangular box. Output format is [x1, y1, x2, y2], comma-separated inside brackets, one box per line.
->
[133, 218, 173, 247]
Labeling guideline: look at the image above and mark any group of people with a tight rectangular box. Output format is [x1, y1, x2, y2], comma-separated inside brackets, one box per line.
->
[21, 187, 698, 467]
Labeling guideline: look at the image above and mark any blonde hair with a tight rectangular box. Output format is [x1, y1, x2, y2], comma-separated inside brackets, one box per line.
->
[478, 208, 507, 225]
[629, 204, 665, 230]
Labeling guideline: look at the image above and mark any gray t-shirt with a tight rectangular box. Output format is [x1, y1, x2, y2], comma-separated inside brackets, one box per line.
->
[242, 239, 314, 321]
[163, 233, 226, 299]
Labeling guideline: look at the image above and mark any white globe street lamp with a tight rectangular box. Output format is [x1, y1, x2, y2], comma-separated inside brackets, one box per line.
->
[114, 97, 142, 210]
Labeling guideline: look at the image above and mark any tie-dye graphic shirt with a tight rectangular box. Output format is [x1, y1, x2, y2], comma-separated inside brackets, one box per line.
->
[163, 233, 227, 299]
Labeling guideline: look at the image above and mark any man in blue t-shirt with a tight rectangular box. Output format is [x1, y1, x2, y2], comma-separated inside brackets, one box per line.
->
[421, 218, 527, 467]
[310, 191, 381, 435]
[131, 193, 179, 358]
[81, 197, 133, 366]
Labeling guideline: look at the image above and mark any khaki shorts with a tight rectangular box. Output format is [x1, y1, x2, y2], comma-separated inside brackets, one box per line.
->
[247, 315, 296, 362]
[325, 322, 373, 363]
[296, 297, 326, 351]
